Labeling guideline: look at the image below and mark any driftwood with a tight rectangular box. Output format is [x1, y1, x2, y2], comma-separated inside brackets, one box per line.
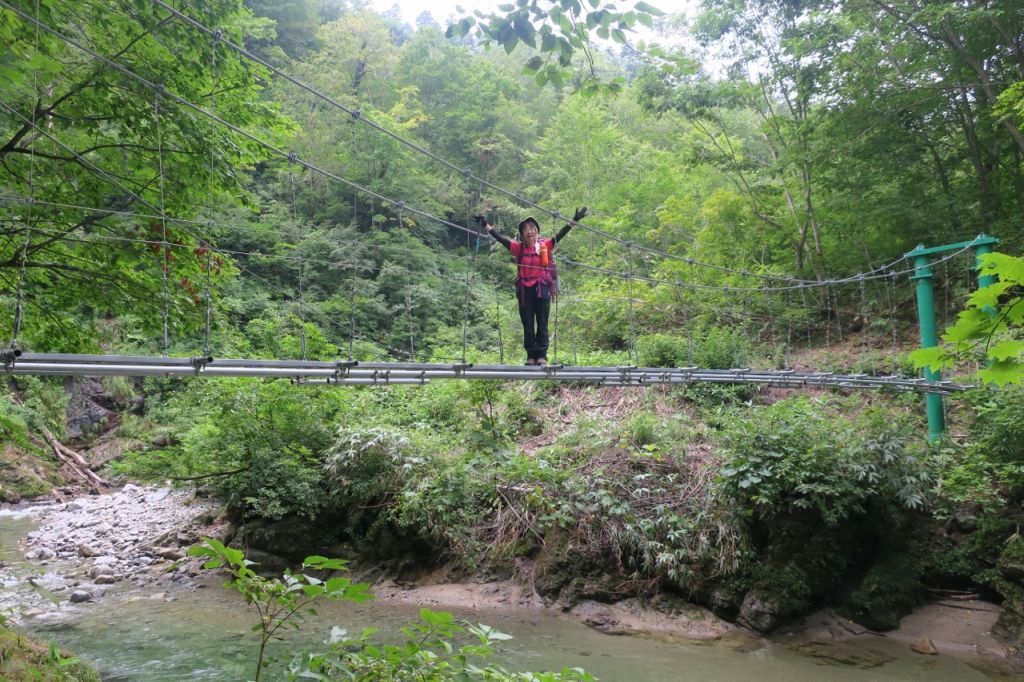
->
[40, 426, 108, 489]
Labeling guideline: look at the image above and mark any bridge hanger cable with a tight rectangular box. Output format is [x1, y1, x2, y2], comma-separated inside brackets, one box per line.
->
[8, 0, 42, 355]
[0, 7, 985, 298]
[5, 0, 993, 318]
[154, 86, 170, 356]
[0, 1, 991, 366]
[146, 0, 923, 290]
[203, 25, 221, 358]
[10, 192, 973, 304]
[0, 105, 411, 363]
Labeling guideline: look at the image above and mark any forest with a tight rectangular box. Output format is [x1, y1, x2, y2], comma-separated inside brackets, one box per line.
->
[1, 0, 1023, 679]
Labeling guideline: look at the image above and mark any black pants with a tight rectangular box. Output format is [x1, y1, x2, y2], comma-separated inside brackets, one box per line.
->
[518, 284, 550, 360]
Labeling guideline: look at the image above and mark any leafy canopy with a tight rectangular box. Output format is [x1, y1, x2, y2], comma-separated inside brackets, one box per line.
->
[447, 0, 664, 95]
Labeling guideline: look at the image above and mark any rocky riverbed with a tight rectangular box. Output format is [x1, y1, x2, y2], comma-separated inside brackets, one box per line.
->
[0, 484, 226, 619]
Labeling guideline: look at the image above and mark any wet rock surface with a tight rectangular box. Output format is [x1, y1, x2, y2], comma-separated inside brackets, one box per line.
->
[0, 485, 226, 620]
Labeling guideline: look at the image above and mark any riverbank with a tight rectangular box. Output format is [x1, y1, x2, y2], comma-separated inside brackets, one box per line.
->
[3, 485, 1022, 679]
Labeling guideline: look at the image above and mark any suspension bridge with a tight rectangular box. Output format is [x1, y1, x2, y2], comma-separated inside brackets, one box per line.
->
[0, 0, 1003, 439]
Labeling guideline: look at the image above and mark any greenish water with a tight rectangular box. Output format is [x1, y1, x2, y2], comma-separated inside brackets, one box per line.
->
[0, 513, 999, 681]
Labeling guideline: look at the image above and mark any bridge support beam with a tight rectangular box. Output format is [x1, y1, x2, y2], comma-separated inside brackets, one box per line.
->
[907, 234, 999, 441]
[910, 253, 944, 440]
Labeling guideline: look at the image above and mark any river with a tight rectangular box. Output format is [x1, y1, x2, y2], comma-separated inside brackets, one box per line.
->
[0, 513, 1004, 681]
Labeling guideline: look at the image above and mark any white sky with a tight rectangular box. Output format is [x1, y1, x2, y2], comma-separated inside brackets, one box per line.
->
[369, 0, 500, 27]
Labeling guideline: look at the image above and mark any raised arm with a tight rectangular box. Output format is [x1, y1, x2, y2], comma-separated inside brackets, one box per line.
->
[474, 214, 511, 248]
[554, 207, 587, 243]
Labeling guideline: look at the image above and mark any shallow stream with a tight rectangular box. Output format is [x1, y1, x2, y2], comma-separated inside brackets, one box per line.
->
[0, 514, 1000, 681]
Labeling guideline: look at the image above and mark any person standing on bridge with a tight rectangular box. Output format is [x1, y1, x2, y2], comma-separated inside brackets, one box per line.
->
[474, 208, 587, 366]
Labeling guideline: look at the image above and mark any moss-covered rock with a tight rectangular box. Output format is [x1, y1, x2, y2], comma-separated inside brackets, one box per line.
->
[0, 443, 62, 502]
[0, 625, 100, 681]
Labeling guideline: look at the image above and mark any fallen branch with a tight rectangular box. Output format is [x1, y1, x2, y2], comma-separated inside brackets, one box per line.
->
[40, 427, 107, 489]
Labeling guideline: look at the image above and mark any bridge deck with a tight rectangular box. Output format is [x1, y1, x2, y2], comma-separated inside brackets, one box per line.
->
[1, 353, 967, 395]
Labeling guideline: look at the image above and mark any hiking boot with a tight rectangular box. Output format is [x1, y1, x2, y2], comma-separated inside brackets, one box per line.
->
[536, 358, 548, 366]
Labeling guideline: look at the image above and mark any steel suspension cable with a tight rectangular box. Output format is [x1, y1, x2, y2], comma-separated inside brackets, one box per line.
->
[145, 0, 922, 290]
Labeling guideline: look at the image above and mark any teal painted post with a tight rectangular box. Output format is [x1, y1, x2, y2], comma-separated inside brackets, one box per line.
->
[910, 250, 945, 439]
[974, 234, 997, 289]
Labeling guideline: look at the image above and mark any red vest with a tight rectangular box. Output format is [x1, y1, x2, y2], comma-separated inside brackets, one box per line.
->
[510, 238, 556, 288]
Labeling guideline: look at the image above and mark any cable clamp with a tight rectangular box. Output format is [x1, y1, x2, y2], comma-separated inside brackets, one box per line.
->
[288, 151, 298, 163]
[335, 359, 358, 378]
[212, 28, 223, 44]
[351, 109, 362, 120]
[190, 355, 213, 374]
[452, 362, 472, 376]
[462, 167, 472, 178]
[1, 344, 22, 371]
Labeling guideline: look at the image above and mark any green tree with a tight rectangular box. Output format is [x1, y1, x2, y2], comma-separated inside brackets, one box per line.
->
[0, 0, 291, 351]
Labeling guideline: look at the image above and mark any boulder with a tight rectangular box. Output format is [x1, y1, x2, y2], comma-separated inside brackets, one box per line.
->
[69, 590, 92, 603]
[737, 589, 784, 633]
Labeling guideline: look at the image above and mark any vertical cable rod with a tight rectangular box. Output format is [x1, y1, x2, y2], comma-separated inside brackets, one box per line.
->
[461, 176, 481, 362]
[11, 0, 43, 350]
[288, 153, 306, 360]
[687, 261, 696, 366]
[154, 86, 170, 356]
[348, 254, 357, 360]
[626, 241, 637, 365]
[785, 284, 793, 369]
[833, 282, 844, 345]
[887, 270, 899, 374]
[203, 29, 221, 358]
[858, 275, 870, 374]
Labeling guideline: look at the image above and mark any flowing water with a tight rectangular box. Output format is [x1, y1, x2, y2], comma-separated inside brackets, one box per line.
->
[0, 513, 1000, 681]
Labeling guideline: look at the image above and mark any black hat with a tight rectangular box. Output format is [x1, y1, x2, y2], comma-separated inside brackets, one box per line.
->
[518, 216, 540, 232]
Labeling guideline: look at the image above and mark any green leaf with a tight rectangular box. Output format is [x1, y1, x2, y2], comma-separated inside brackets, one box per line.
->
[611, 28, 627, 43]
[942, 308, 995, 343]
[978, 360, 1024, 387]
[514, 15, 537, 47]
[324, 577, 351, 593]
[635, 1, 666, 16]
[990, 340, 1024, 361]
[980, 252, 1024, 284]
[910, 346, 954, 372]
[967, 281, 1011, 309]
